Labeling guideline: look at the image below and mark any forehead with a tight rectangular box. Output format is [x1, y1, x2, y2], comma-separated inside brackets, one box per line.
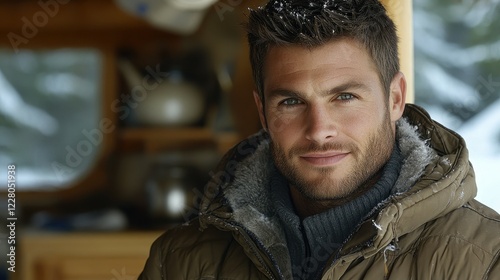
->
[263, 38, 379, 91]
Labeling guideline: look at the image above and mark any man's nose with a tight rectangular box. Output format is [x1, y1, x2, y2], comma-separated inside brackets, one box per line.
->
[304, 104, 338, 144]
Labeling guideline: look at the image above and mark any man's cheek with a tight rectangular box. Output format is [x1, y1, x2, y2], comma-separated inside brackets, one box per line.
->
[267, 114, 298, 134]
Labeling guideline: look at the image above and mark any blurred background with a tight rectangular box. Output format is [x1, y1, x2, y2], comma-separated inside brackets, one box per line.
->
[0, 0, 498, 279]
[413, 0, 500, 212]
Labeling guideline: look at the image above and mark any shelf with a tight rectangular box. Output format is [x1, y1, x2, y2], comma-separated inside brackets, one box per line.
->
[18, 231, 163, 280]
[118, 127, 241, 154]
[120, 127, 214, 142]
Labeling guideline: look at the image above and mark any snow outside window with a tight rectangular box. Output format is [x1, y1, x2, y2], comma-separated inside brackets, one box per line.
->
[414, 0, 500, 212]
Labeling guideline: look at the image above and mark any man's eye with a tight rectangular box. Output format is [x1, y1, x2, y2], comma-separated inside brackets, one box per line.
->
[281, 98, 302, 106]
[337, 93, 355, 101]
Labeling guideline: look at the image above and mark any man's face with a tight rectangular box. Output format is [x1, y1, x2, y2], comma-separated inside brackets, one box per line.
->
[254, 38, 405, 201]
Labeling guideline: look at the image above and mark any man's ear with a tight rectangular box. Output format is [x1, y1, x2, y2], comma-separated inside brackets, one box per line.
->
[388, 72, 407, 122]
[253, 91, 267, 130]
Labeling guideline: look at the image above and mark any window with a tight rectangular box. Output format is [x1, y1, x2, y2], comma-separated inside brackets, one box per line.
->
[414, 0, 500, 212]
[0, 49, 103, 190]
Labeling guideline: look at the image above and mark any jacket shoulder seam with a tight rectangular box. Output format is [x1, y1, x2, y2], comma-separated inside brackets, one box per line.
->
[462, 203, 500, 223]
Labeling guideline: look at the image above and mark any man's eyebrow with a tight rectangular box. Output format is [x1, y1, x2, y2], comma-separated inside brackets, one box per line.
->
[266, 81, 371, 99]
[326, 81, 370, 96]
[267, 88, 301, 100]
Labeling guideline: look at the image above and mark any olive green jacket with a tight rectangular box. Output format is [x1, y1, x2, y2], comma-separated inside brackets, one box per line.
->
[139, 104, 500, 279]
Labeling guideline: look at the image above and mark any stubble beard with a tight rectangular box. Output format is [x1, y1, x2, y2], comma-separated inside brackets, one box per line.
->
[271, 116, 395, 202]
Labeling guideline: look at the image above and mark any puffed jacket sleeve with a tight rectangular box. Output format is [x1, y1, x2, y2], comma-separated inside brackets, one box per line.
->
[137, 233, 165, 280]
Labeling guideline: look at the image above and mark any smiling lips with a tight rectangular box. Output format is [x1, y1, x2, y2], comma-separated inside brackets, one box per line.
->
[300, 152, 349, 166]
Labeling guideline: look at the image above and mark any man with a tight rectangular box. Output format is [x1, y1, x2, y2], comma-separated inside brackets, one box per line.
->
[139, 0, 500, 279]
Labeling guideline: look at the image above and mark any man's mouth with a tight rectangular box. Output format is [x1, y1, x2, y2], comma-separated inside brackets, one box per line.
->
[300, 152, 349, 166]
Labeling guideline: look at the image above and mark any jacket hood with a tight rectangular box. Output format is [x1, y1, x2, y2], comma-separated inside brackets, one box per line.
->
[367, 105, 477, 256]
[198, 104, 477, 277]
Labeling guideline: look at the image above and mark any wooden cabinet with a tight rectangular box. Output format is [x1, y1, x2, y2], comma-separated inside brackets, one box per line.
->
[18, 231, 162, 280]
[0, 0, 255, 206]
[119, 126, 241, 155]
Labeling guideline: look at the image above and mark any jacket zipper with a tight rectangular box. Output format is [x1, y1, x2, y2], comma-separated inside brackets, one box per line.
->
[322, 205, 393, 276]
[205, 215, 284, 280]
[323, 222, 376, 277]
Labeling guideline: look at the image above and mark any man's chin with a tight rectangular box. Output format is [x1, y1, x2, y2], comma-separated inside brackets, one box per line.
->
[293, 177, 356, 201]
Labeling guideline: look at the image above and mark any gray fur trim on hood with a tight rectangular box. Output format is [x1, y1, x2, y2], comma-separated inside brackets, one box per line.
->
[393, 117, 438, 194]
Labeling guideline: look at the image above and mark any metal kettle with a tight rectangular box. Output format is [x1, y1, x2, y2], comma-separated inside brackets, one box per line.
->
[118, 59, 206, 126]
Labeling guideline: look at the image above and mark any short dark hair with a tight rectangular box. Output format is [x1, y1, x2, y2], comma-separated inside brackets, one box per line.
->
[246, 0, 399, 101]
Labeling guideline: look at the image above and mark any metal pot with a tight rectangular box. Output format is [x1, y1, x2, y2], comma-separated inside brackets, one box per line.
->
[145, 163, 205, 222]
